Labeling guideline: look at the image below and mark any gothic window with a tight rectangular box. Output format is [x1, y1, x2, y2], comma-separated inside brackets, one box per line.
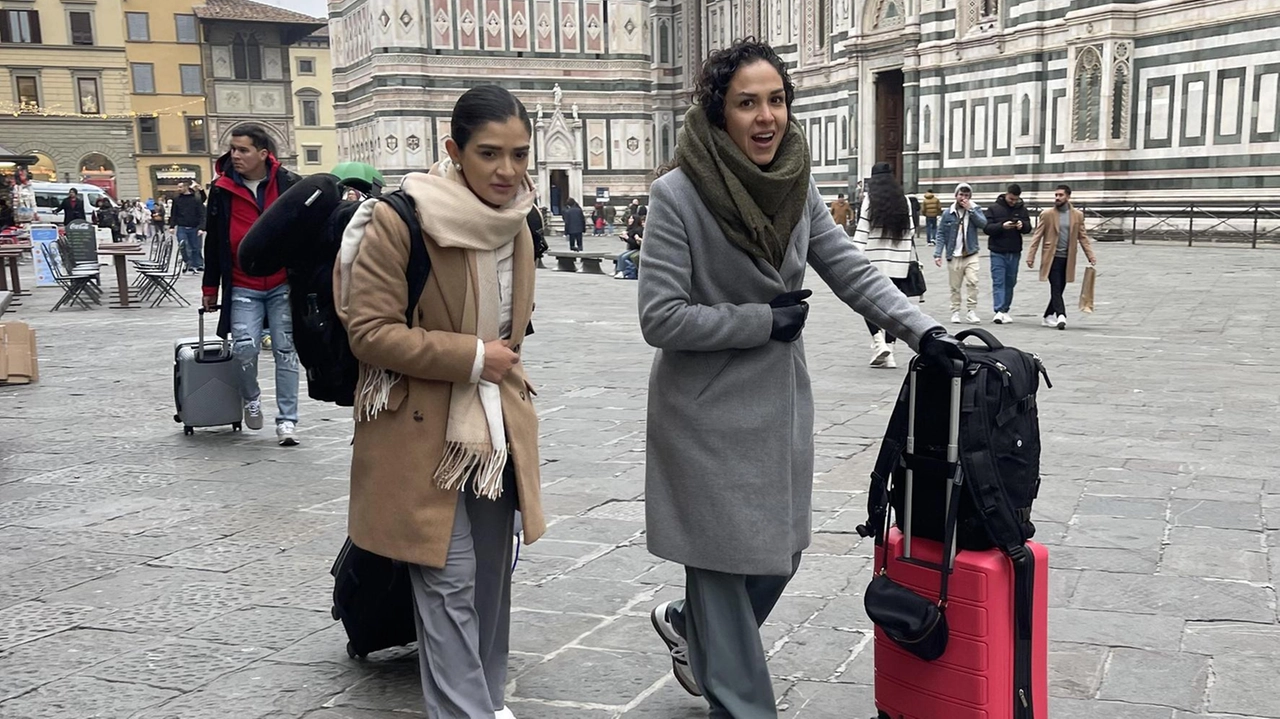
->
[1072, 47, 1103, 142]
[817, 0, 828, 48]
[1020, 95, 1031, 136]
[232, 33, 263, 80]
[659, 21, 670, 64]
[872, 0, 904, 30]
[923, 106, 932, 145]
[1111, 63, 1130, 141]
[661, 126, 671, 163]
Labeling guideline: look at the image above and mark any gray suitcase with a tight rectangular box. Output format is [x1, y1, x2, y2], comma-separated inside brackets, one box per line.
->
[173, 307, 243, 435]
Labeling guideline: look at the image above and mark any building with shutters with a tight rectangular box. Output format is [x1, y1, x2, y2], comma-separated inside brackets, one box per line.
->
[0, 0, 139, 199]
[289, 28, 339, 173]
[330, 0, 1279, 211]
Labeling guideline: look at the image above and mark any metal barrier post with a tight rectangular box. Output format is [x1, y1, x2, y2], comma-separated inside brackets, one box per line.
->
[1132, 205, 1138, 244]
[1253, 204, 1260, 250]
[1188, 204, 1195, 247]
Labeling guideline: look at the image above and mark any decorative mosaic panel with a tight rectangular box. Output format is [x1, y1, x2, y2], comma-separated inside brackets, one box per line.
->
[431, 0, 453, 49]
[534, 0, 555, 51]
[458, 0, 481, 50]
[508, 0, 530, 51]
[559, 1, 579, 52]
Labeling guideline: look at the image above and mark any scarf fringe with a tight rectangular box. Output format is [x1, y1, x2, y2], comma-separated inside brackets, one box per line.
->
[435, 441, 509, 499]
[355, 363, 401, 423]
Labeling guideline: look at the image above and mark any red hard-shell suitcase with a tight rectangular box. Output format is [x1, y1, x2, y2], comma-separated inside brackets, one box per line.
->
[870, 359, 1049, 719]
[873, 531, 1049, 719]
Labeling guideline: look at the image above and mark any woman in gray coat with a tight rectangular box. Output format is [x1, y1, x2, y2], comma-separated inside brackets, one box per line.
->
[639, 39, 965, 718]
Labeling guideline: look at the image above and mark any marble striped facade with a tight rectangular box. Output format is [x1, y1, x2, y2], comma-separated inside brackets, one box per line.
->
[330, 0, 1280, 204]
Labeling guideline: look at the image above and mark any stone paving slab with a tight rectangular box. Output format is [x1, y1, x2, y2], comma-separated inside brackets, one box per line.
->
[0, 240, 1277, 717]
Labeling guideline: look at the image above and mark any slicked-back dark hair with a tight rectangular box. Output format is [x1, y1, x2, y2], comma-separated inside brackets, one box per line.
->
[694, 37, 795, 129]
[452, 85, 531, 150]
[231, 124, 274, 154]
[1056, 184, 1072, 195]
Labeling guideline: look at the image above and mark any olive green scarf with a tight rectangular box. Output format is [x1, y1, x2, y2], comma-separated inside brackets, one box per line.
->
[676, 105, 812, 269]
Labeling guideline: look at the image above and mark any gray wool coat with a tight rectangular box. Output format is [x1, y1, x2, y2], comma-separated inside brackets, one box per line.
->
[638, 169, 941, 576]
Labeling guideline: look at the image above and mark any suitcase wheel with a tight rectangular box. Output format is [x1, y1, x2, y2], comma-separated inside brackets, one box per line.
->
[330, 605, 339, 621]
[183, 426, 194, 436]
[232, 422, 242, 432]
[173, 413, 181, 423]
[346, 641, 365, 660]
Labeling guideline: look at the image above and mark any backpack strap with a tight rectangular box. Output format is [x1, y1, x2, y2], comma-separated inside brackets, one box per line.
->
[857, 379, 911, 540]
[378, 191, 431, 326]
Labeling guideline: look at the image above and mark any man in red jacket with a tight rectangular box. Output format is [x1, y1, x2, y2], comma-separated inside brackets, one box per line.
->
[201, 124, 301, 446]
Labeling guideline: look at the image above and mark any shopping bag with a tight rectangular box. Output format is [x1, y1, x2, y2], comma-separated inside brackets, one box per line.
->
[1079, 266, 1097, 313]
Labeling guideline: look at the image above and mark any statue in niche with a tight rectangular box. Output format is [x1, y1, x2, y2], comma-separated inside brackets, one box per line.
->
[552, 83, 563, 108]
[535, 103, 544, 121]
[571, 104, 579, 121]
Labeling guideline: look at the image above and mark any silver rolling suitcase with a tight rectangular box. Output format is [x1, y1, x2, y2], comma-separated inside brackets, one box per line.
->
[173, 306, 243, 435]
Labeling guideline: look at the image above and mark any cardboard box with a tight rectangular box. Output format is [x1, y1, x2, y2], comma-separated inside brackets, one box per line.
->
[0, 322, 38, 385]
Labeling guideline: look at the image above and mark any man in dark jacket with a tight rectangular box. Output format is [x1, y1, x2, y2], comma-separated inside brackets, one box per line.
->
[201, 124, 301, 446]
[562, 197, 586, 251]
[169, 181, 207, 273]
[56, 189, 87, 223]
[984, 183, 1032, 324]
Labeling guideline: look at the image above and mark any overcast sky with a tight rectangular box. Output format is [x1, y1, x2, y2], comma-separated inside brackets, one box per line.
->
[262, 0, 327, 19]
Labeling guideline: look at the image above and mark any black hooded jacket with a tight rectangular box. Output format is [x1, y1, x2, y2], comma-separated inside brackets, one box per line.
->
[984, 195, 1032, 254]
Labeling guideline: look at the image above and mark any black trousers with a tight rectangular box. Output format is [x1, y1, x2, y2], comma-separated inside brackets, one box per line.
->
[567, 233, 583, 251]
[866, 276, 912, 344]
[1044, 256, 1068, 318]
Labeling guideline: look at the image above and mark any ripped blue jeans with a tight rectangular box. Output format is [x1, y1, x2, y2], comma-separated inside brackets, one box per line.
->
[230, 284, 299, 424]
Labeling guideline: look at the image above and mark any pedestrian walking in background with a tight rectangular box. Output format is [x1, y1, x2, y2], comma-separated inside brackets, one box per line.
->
[1028, 184, 1096, 330]
[934, 182, 986, 324]
[93, 197, 121, 242]
[830, 192, 852, 229]
[55, 188, 87, 223]
[921, 188, 941, 245]
[562, 196, 585, 251]
[170, 180, 207, 273]
[639, 38, 963, 718]
[604, 202, 617, 230]
[852, 163, 917, 369]
[984, 183, 1031, 324]
[201, 123, 302, 446]
[135, 201, 153, 240]
[336, 85, 543, 719]
[591, 202, 606, 235]
[150, 197, 166, 237]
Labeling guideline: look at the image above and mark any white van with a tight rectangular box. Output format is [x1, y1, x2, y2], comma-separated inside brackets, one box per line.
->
[30, 182, 118, 225]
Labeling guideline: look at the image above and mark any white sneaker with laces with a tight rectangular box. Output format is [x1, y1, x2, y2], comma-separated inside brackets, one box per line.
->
[869, 332, 891, 367]
[950, 312, 962, 324]
[495, 707, 517, 719]
[243, 398, 264, 430]
[966, 310, 982, 324]
[993, 313, 1004, 324]
[651, 601, 701, 696]
[1001, 312, 1013, 324]
[1042, 314, 1057, 328]
[276, 421, 299, 447]
[883, 348, 897, 369]
[1057, 315, 1067, 330]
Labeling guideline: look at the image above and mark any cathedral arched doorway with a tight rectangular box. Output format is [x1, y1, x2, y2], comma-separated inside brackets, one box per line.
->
[549, 169, 569, 215]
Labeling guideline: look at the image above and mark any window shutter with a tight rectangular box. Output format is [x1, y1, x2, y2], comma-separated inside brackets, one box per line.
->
[0, 14, 12, 44]
[29, 11, 41, 44]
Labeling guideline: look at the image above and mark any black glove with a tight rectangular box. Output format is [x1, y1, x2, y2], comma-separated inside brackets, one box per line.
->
[917, 327, 967, 374]
[769, 290, 812, 342]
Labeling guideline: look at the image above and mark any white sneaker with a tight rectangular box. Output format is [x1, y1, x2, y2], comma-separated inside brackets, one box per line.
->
[495, 708, 517, 719]
[1001, 312, 1013, 324]
[950, 312, 962, 324]
[1057, 315, 1067, 330]
[243, 398, 264, 430]
[966, 310, 982, 324]
[993, 313, 1004, 324]
[276, 420, 299, 446]
[1042, 314, 1057, 328]
[883, 349, 897, 369]
[869, 332, 891, 367]
[613, 271, 623, 278]
[651, 601, 701, 697]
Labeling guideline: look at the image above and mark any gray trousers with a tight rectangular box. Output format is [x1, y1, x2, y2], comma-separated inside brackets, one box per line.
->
[670, 552, 803, 719]
[409, 466, 517, 718]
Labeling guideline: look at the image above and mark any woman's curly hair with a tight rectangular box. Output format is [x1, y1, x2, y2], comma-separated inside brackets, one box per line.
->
[866, 170, 913, 237]
[694, 38, 796, 129]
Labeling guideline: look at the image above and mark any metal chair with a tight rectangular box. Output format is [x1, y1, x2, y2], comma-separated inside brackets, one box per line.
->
[42, 243, 100, 311]
[138, 239, 189, 308]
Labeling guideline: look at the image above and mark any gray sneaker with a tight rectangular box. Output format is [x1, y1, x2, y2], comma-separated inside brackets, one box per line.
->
[276, 420, 299, 447]
[243, 398, 264, 430]
[651, 601, 701, 697]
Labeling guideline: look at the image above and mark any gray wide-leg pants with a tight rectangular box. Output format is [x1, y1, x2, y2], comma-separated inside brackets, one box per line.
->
[670, 552, 803, 719]
[408, 465, 517, 719]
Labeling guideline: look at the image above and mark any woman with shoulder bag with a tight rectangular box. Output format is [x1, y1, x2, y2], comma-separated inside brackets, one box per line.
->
[638, 38, 966, 718]
[336, 85, 543, 719]
[852, 163, 922, 369]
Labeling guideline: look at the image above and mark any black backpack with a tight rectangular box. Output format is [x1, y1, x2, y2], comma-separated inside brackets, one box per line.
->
[858, 328, 1051, 556]
[289, 191, 430, 406]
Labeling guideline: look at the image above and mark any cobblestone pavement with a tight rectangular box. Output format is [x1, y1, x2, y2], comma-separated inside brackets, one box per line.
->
[0, 236, 1277, 719]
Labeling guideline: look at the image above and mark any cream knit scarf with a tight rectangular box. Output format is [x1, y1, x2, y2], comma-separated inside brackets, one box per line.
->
[341, 159, 534, 499]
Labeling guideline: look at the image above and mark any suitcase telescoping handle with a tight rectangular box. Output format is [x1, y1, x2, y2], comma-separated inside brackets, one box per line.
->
[903, 357, 965, 567]
[197, 306, 229, 361]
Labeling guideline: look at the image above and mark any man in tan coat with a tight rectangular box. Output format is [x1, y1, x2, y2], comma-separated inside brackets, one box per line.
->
[1027, 184, 1096, 330]
[830, 192, 852, 228]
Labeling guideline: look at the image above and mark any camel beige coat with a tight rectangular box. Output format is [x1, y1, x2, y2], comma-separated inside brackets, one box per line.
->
[337, 201, 544, 569]
[1027, 205, 1096, 283]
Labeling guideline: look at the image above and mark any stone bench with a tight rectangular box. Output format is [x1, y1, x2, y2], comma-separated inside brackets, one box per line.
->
[544, 251, 614, 274]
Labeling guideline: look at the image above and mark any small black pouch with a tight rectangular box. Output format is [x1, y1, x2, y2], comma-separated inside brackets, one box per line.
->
[864, 572, 949, 661]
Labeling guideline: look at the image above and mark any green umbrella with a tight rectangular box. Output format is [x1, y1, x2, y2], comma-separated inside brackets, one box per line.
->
[330, 162, 385, 194]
